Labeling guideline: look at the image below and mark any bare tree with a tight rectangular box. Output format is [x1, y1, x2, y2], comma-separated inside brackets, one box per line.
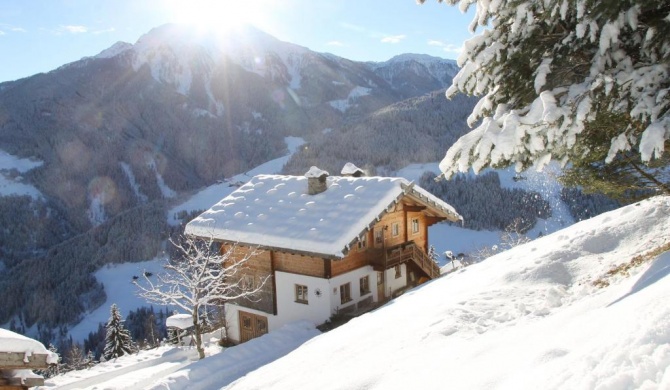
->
[471, 218, 532, 263]
[134, 235, 268, 359]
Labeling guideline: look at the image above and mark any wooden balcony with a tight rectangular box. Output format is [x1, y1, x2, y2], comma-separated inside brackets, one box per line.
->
[0, 351, 50, 388]
[370, 241, 440, 279]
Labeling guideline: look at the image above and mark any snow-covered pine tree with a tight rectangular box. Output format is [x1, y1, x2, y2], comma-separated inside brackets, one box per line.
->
[103, 304, 133, 360]
[428, 245, 440, 264]
[421, 0, 670, 197]
[65, 342, 86, 371]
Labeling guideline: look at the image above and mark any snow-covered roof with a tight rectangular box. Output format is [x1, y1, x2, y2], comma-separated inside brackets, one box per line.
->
[185, 174, 461, 258]
[341, 162, 364, 176]
[304, 166, 328, 178]
[166, 314, 194, 330]
[0, 328, 58, 364]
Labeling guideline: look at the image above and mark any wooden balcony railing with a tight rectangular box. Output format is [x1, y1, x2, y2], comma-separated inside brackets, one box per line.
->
[370, 242, 440, 279]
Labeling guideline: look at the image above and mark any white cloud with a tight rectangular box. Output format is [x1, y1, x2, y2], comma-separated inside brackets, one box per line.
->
[327, 40, 345, 47]
[381, 34, 406, 44]
[61, 25, 88, 34]
[0, 23, 26, 33]
[0, 31, 5, 36]
[427, 39, 462, 54]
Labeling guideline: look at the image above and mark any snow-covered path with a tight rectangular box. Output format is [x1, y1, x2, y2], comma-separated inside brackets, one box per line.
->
[47, 322, 319, 390]
[46, 347, 194, 389]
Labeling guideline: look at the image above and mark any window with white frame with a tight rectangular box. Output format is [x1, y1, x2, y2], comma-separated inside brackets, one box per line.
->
[295, 284, 308, 304]
[391, 222, 399, 237]
[411, 218, 420, 234]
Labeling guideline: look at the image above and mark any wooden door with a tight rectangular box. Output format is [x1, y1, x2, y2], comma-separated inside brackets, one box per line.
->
[239, 310, 268, 343]
[377, 270, 385, 301]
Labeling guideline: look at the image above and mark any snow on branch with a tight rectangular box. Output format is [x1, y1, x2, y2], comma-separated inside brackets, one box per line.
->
[435, 0, 670, 181]
[134, 234, 269, 359]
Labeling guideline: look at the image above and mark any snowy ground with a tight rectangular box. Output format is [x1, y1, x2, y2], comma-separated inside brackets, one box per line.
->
[45, 196, 670, 389]
[0, 149, 43, 198]
[68, 259, 171, 342]
[46, 323, 319, 390]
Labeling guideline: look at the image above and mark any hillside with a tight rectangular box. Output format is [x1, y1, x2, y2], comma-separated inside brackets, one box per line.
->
[45, 196, 670, 389]
[223, 196, 670, 390]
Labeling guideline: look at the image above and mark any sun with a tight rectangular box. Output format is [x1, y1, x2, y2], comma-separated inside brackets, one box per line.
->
[165, 0, 269, 34]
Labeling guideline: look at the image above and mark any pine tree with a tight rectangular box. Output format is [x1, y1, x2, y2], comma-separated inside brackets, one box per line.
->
[66, 342, 86, 371]
[103, 304, 133, 360]
[428, 245, 440, 264]
[422, 0, 670, 197]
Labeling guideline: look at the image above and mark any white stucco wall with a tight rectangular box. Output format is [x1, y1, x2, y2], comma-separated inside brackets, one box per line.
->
[328, 266, 378, 314]
[382, 263, 407, 298]
[225, 264, 406, 343]
[273, 271, 332, 330]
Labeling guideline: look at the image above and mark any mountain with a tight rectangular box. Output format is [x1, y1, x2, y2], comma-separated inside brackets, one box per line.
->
[0, 23, 467, 335]
[367, 53, 460, 98]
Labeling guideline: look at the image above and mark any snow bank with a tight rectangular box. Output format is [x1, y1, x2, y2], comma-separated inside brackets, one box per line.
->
[147, 321, 320, 390]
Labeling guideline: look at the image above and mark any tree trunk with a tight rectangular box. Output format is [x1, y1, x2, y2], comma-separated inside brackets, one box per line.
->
[192, 307, 205, 360]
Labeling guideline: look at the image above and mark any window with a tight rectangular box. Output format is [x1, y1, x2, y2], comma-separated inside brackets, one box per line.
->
[394, 265, 402, 279]
[257, 318, 267, 333]
[377, 271, 384, 285]
[358, 234, 367, 250]
[359, 276, 370, 296]
[242, 316, 251, 329]
[241, 275, 254, 290]
[295, 284, 308, 304]
[340, 283, 352, 304]
[411, 218, 420, 234]
[391, 222, 399, 237]
[374, 229, 383, 246]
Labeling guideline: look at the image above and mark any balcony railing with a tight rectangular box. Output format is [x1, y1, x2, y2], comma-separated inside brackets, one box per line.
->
[370, 241, 439, 279]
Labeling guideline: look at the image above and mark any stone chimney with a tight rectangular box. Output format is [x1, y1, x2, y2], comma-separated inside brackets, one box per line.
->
[305, 166, 329, 195]
[341, 162, 365, 177]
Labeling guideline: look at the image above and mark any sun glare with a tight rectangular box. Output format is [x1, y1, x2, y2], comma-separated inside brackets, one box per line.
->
[165, 0, 268, 34]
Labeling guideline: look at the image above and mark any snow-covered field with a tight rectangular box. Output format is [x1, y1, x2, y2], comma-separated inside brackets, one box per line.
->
[46, 195, 670, 389]
[0, 149, 43, 198]
[68, 259, 171, 342]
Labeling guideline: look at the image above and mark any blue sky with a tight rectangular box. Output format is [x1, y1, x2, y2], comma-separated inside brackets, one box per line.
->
[0, 0, 474, 83]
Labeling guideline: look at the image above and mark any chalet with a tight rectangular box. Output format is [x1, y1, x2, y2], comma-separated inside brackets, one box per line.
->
[185, 165, 461, 343]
